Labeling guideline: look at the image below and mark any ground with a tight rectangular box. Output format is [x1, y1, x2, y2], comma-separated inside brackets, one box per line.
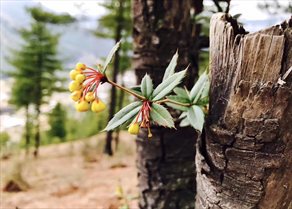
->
[0, 132, 138, 209]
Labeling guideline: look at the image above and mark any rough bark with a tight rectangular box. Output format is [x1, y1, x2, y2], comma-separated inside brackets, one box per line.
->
[133, 0, 201, 208]
[196, 13, 292, 209]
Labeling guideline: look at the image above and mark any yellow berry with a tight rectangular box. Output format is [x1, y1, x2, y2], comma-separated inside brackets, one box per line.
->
[76, 100, 90, 112]
[85, 92, 95, 102]
[69, 81, 81, 92]
[69, 69, 79, 80]
[128, 122, 140, 135]
[75, 74, 86, 83]
[76, 62, 86, 71]
[115, 185, 123, 198]
[70, 90, 82, 101]
[91, 99, 106, 113]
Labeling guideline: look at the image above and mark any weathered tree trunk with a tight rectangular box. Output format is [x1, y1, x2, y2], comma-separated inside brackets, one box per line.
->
[104, 0, 124, 156]
[196, 13, 292, 209]
[133, 0, 201, 208]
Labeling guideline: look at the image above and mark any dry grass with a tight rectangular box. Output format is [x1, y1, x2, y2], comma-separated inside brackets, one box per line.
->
[0, 132, 138, 209]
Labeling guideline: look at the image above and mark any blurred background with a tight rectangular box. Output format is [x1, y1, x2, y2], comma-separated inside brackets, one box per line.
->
[0, 0, 290, 208]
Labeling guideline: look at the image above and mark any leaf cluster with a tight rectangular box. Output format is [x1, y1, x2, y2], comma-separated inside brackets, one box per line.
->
[101, 45, 210, 133]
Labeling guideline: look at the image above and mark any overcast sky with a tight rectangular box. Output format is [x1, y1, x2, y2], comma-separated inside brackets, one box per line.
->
[32, 0, 290, 20]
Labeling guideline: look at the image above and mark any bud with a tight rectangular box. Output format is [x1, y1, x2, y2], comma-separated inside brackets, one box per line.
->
[91, 99, 106, 113]
[75, 74, 86, 83]
[70, 90, 82, 101]
[76, 100, 90, 112]
[85, 92, 95, 102]
[115, 185, 123, 199]
[69, 81, 81, 92]
[69, 69, 79, 80]
[76, 62, 86, 71]
[128, 122, 140, 135]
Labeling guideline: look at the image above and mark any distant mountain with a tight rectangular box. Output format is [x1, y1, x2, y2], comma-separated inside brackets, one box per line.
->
[0, 0, 113, 75]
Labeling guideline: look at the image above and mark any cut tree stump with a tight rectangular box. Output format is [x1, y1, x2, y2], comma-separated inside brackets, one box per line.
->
[196, 13, 292, 209]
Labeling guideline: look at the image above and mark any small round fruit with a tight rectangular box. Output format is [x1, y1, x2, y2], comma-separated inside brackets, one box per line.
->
[75, 74, 86, 83]
[91, 99, 106, 113]
[76, 100, 90, 112]
[128, 122, 140, 135]
[76, 62, 86, 71]
[85, 92, 95, 102]
[70, 90, 82, 101]
[69, 81, 81, 92]
[69, 69, 79, 80]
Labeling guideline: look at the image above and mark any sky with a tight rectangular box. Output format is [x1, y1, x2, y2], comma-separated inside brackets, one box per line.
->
[32, 0, 291, 32]
[33, 0, 106, 18]
[33, 0, 290, 21]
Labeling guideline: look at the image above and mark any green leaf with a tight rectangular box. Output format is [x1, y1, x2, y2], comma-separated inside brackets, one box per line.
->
[102, 41, 120, 73]
[141, 74, 153, 98]
[180, 117, 190, 127]
[162, 51, 178, 81]
[179, 112, 187, 119]
[189, 71, 209, 102]
[165, 95, 190, 111]
[152, 68, 187, 101]
[130, 86, 143, 96]
[196, 97, 209, 106]
[173, 87, 189, 99]
[104, 101, 142, 131]
[187, 105, 205, 132]
[150, 103, 174, 128]
[167, 95, 189, 103]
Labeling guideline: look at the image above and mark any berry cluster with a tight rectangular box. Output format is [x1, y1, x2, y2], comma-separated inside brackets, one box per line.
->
[69, 63, 106, 113]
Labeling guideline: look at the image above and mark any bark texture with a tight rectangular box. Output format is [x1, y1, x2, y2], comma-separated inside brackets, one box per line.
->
[133, 0, 202, 208]
[196, 13, 292, 209]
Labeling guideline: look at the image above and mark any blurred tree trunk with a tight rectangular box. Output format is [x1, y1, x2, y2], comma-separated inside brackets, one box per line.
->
[114, 81, 125, 151]
[196, 13, 292, 209]
[33, 106, 41, 157]
[133, 0, 202, 208]
[25, 105, 30, 156]
[104, 0, 124, 156]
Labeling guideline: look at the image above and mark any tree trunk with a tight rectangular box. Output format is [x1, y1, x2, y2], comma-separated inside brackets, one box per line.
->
[33, 106, 40, 157]
[25, 105, 30, 156]
[133, 0, 200, 208]
[104, 0, 124, 156]
[196, 13, 292, 209]
[114, 81, 125, 151]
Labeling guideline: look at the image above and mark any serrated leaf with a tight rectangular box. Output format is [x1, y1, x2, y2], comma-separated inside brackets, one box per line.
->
[180, 117, 190, 127]
[189, 71, 208, 102]
[102, 41, 120, 73]
[152, 69, 187, 101]
[173, 87, 189, 99]
[141, 74, 153, 98]
[150, 103, 174, 128]
[162, 51, 178, 81]
[165, 95, 190, 111]
[187, 105, 205, 132]
[104, 101, 141, 131]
